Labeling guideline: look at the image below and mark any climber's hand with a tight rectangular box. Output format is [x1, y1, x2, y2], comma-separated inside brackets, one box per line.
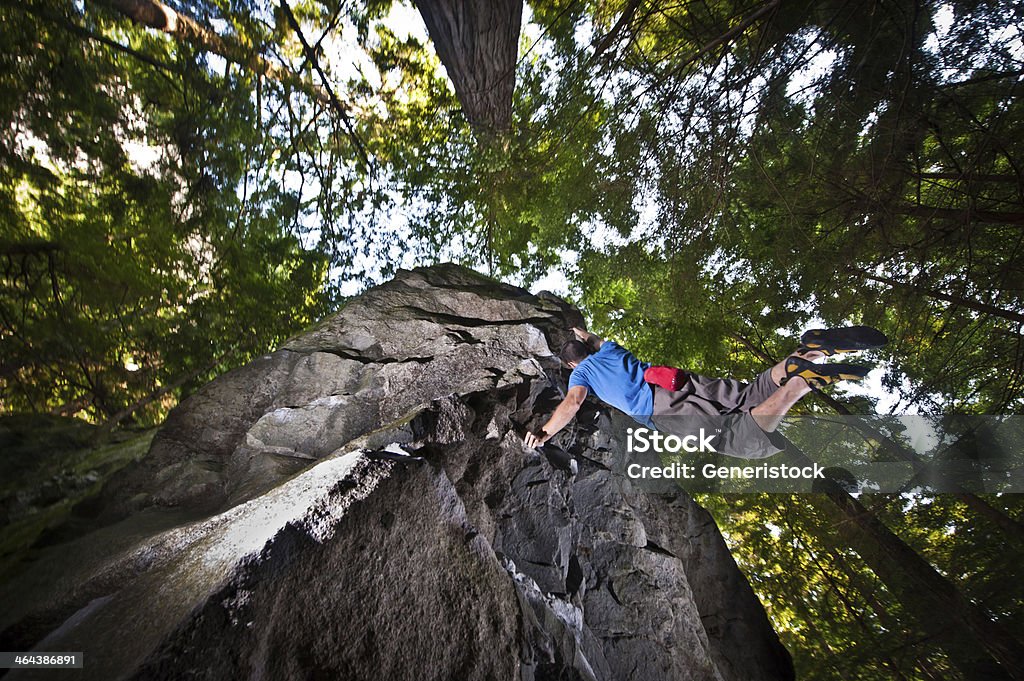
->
[524, 430, 549, 448]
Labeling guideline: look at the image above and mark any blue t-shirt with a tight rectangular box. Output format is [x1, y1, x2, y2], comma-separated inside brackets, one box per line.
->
[568, 341, 653, 426]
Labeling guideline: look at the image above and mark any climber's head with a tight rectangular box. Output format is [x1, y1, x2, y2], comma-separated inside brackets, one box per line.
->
[559, 339, 591, 368]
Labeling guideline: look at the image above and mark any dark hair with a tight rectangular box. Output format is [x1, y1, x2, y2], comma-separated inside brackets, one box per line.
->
[560, 339, 592, 365]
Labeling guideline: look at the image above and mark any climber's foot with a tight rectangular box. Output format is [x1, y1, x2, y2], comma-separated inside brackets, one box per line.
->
[798, 326, 888, 357]
[782, 356, 870, 388]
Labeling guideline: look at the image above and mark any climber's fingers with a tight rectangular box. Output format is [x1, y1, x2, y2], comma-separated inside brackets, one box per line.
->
[524, 430, 547, 448]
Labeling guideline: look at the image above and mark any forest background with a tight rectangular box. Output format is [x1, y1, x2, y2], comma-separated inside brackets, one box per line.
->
[1, 0, 1023, 678]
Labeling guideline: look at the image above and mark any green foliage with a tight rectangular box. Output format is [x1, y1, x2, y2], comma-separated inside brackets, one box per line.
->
[0, 0, 335, 424]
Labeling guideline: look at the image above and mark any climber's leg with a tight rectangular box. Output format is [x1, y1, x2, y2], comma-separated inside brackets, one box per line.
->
[752, 356, 871, 433]
[749, 376, 813, 433]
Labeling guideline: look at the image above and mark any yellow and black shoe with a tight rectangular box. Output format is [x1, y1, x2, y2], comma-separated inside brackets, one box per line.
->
[798, 326, 888, 356]
[782, 356, 870, 388]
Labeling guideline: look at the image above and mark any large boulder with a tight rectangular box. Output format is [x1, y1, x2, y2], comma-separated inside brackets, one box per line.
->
[0, 264, 793, 680]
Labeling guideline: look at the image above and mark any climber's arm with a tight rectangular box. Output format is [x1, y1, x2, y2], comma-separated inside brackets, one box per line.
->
[524, 386, 588, 448]
[573, 326, 604, 351]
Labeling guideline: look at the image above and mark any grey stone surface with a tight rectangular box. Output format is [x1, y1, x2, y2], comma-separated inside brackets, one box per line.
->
[0, 264, 792, 680]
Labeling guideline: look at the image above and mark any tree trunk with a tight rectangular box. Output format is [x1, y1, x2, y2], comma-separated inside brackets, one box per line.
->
[808, 482, 1024, 680]
[733, 334, 1024, 676]
[0, 240, 60, 257]
[956, 491, 1024, 549]
[781, 428, 1024, 680]
[734, 336, 1024, 547]
[414, 0, 523, 135]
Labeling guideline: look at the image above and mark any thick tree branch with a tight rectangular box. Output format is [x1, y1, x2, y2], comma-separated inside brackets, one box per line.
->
[97, 0, 294, 81]
[95, 0, 365, 161]
[664, 0, 781, 80]
[590, 0, 642, 64]
[7, 0, 175, 73]
[900, 204, 1024, 225]
[98, 356, 223, 433]
[917, 172, 1022, 183]
[858, 271, 1024, 324]
[938, 69, 1024, 90]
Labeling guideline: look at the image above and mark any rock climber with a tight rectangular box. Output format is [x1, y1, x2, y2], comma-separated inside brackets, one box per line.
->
[523, 326, 887, 459]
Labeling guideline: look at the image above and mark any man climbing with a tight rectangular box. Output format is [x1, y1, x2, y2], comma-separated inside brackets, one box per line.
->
[523, 326, 887, 459]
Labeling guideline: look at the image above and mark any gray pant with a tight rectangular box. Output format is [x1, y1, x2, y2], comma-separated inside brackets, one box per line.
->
[649, 368, 785, 459]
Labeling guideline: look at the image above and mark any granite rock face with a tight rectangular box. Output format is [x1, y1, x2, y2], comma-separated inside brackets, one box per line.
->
[0, 264, 793, 681]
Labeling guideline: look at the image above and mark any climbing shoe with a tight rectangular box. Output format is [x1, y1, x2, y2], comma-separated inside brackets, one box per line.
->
[782, 356, 870, 388]
[798, 326, 888, 356]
